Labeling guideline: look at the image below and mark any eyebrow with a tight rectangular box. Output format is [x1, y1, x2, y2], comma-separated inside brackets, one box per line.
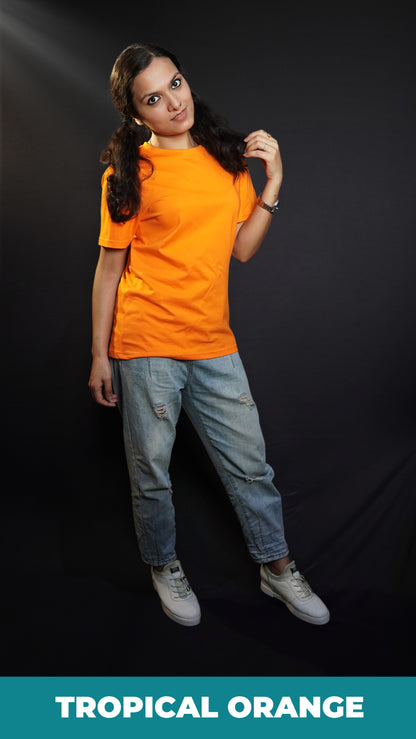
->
[139, 72, 181, 102]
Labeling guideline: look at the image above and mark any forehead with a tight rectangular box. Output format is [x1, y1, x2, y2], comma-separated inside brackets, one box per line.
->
[131, 57, 179, 100]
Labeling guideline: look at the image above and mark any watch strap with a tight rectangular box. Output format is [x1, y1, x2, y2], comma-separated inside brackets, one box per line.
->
[256, 195, 280, 214]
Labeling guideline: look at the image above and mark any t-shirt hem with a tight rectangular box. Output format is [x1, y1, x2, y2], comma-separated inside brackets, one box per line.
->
[109, 343, 238, 361]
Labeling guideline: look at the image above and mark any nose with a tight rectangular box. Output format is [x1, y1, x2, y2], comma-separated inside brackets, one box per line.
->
[166, 92, 181, 111]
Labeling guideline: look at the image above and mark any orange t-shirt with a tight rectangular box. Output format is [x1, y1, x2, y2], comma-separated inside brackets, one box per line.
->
[99, 142, 257, 359]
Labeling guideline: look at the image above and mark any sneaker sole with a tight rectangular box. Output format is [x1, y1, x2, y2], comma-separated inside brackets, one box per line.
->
[161, 601, 201, 627]
[260, 581, 330, 626]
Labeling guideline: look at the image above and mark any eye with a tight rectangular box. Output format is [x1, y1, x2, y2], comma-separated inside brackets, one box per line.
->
[171, 77, 182, 89]
[147, 95, 160, 106]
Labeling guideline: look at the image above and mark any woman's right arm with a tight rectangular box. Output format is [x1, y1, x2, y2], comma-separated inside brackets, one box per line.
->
[88, 246, 128, 407]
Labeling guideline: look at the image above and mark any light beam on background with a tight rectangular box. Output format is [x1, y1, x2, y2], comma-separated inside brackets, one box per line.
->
[1, 0, 110, 107]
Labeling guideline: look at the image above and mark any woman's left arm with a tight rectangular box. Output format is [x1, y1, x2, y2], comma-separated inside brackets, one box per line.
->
[232, 129, 283, 263]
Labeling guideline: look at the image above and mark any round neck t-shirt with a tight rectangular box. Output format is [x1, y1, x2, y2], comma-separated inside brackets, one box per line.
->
[98, 142, 257, 360]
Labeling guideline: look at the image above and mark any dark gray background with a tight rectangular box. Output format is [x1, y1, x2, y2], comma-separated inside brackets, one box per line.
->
[2, 0, 416, 674]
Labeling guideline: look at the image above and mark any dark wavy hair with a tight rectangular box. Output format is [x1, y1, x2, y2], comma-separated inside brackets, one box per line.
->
[101, 42, 248, 223]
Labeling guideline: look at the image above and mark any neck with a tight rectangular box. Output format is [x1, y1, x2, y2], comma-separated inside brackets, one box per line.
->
[149, 131, 196, 150]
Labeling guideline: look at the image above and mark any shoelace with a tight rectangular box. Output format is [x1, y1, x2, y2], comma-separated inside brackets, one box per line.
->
[168, 574, 192, 599]
[288, 571, 313, 599]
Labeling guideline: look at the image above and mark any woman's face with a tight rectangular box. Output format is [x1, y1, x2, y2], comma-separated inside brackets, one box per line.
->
[131, 56, 194, 144]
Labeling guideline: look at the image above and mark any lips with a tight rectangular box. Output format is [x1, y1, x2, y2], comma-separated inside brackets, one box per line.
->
[171, 107, 187, 122]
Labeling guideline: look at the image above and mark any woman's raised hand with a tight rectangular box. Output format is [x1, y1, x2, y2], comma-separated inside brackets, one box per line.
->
[243, 129, 283, 185]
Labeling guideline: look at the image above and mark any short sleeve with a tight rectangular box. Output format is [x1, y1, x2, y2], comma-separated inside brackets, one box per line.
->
[98, 168, 139, 249]
[236, 168, 257, 223]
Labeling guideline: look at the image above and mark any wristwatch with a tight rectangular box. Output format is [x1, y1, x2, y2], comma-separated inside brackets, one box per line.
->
[256, 195, 280, 214]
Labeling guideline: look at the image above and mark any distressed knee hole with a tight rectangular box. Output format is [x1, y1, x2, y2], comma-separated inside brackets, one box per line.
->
[154, 403, 168, 419]
[245, 474, 266, 484]
[239, 393, 255, 408]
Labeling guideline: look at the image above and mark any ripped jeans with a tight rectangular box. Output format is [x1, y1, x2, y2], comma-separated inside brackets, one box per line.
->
[110, 352, 289, 566]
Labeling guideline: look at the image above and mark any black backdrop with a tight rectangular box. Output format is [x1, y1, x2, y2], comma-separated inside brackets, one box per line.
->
[2, 0, 416, 675]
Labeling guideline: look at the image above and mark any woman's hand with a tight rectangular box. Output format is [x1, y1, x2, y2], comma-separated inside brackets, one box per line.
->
[243, 129, 282, 186]
[232, 130, 283, 263]
[88, 245, 128, 407]
[89, 356, 118, 407]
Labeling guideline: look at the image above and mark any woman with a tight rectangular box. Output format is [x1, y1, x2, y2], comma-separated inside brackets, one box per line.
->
[88, 42, 329, 627]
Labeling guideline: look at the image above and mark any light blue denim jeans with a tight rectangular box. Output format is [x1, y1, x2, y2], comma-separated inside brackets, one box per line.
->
[110, 352, 289, 566]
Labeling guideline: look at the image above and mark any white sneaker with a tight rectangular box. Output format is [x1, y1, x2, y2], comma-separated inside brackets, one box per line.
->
[260, 560, 330, 625]
[151, 560, 201, 627]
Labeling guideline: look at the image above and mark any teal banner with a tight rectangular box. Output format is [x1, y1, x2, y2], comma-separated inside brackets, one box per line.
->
[0, 676, 413, 737]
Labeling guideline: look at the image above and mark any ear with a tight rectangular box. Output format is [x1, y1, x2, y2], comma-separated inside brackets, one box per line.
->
[133, 117, 143, 126]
